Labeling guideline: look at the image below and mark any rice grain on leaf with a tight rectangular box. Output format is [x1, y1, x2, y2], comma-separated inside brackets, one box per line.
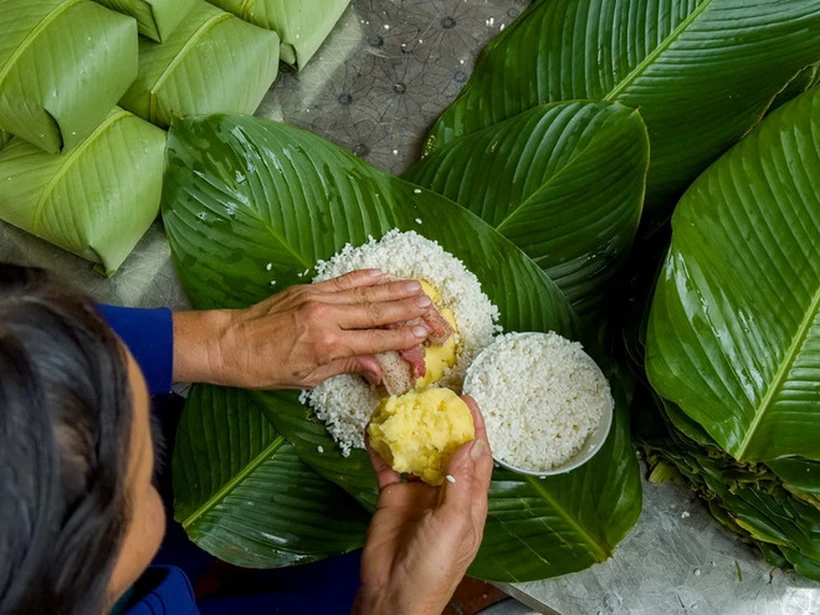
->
[119, 0, 280, 129]
[0, 0, 138, 154]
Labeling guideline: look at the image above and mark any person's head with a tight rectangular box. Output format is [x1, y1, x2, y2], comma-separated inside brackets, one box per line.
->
[0, 264, 165, 614]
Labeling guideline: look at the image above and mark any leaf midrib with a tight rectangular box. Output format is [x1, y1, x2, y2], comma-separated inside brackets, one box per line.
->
[31, 109, 132, 235]
[524, 476, 610, 561]
[737, 283, 820, 459]
[240, 0, 257, 20]
[182, 433, 287, 530]
[603, 0, 717, 102]
[148, 12, 233, 123]
[0, 0, 84, 91]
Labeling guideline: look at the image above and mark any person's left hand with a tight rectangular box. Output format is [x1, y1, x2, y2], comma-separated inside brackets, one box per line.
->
[354, 396, 493, 615]
[172, 269, 435, 389]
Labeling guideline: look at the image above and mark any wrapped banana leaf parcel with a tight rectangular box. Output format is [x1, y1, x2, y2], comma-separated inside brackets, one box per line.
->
[0, 0, 138, 154]
[119, 0, 280, 128]
[0, 108, 166, 275]
[209, 0, 351, 69]
[93, 0, 196, 42]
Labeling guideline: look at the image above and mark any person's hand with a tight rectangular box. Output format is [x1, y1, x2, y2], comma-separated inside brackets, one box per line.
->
[354, 396, 493, 615]
[172, 269, 435, 389]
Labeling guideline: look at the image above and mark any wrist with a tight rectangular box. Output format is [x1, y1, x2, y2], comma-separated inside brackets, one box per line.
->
[353, 585, 443, 615]
[172, 309, 236, 385]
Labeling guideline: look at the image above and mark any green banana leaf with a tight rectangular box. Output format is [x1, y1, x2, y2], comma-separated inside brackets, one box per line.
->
[0, 108, 165, 274]
[119, 0, 279, 129]
[0, 0, 138, 154]
[646, 86, 820, 462]
[0, 130, 10, 150]
[208, 0, 350, 69]
[93, 0, 195, 42]
[426, 0, 820, 215]
[162, 113, 642, 581]
[173, 384, 369, 567]
[404, 101, 649, 319]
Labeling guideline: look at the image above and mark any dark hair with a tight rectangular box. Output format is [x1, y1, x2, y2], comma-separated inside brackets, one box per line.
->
[0, 264, 133, 615]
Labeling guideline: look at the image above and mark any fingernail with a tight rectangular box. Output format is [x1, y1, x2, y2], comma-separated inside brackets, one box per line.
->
[416, 294, 432, 308]
[413, 325, 429, 338]
[470, 439, 487, 461]
[402, 280, 422, 293]
[365, 269, 383, 278]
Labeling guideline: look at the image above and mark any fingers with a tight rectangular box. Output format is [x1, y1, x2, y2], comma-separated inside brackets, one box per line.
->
[463, 395, 493, 528]
[318, 278, 424, 306]
[341, 325, 430, 356]
[336, 295, 432, 329]
[439, 397, 493, 526]
[438, 439, 479, 519]
[312, 269, 384, 292]
[365, 436, 402, 490]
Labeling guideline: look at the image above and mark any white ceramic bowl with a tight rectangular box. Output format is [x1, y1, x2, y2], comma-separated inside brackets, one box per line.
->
[463, 331, 615, 477]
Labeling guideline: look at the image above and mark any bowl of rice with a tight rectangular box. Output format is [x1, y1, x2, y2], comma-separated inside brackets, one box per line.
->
[463, 332, 614, 476]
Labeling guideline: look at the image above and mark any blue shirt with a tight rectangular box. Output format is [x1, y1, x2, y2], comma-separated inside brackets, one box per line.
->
[99, 306, 198, 615]
[100, 306, 361, 615]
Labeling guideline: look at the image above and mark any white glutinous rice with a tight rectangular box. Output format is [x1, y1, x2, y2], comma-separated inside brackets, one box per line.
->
[463, 332, 611, 472]
[302, 229, 500, 455]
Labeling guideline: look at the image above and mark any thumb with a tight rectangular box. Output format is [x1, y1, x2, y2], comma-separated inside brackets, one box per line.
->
[439, 438, 481, 517]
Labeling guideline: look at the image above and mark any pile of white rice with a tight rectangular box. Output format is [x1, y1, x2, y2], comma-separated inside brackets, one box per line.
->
[301, 229, 500, 455]
[463, 332, 612, 472]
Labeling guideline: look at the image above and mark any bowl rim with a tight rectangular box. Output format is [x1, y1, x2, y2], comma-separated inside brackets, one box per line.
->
[463, 331, 615, 477]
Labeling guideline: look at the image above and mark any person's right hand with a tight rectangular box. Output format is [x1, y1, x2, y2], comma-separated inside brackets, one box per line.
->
[354, 396, 493, 615]
[172, 269, 434, 389]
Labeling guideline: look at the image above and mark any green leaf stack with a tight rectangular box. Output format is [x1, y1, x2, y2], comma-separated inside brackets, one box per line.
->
[93, 0, 196, 42]
[0, 0, 138, 154]
[120, 0, 280, 129]
[162, 114, 642, 581]
[425, 0, 820, 215]
[208, 0, 351, 69]
[643, 86, 820, 579]
[0, 108, 166, 275]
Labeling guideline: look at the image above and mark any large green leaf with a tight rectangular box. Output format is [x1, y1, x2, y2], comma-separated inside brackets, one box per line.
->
[173, 384, 368, 567]
[93, 0, 195, 42]
[0, 0, 138, 154]
[405, 102, 648, 318]
[208, 0, 350, 69]
[162, 113, 641, 581]
[427, 0, 820, 214]
[646, 86, 820, 462]
[120, 0, 279, 129]
[0, 108, 165, 274]
[0, 129, 10, 150]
